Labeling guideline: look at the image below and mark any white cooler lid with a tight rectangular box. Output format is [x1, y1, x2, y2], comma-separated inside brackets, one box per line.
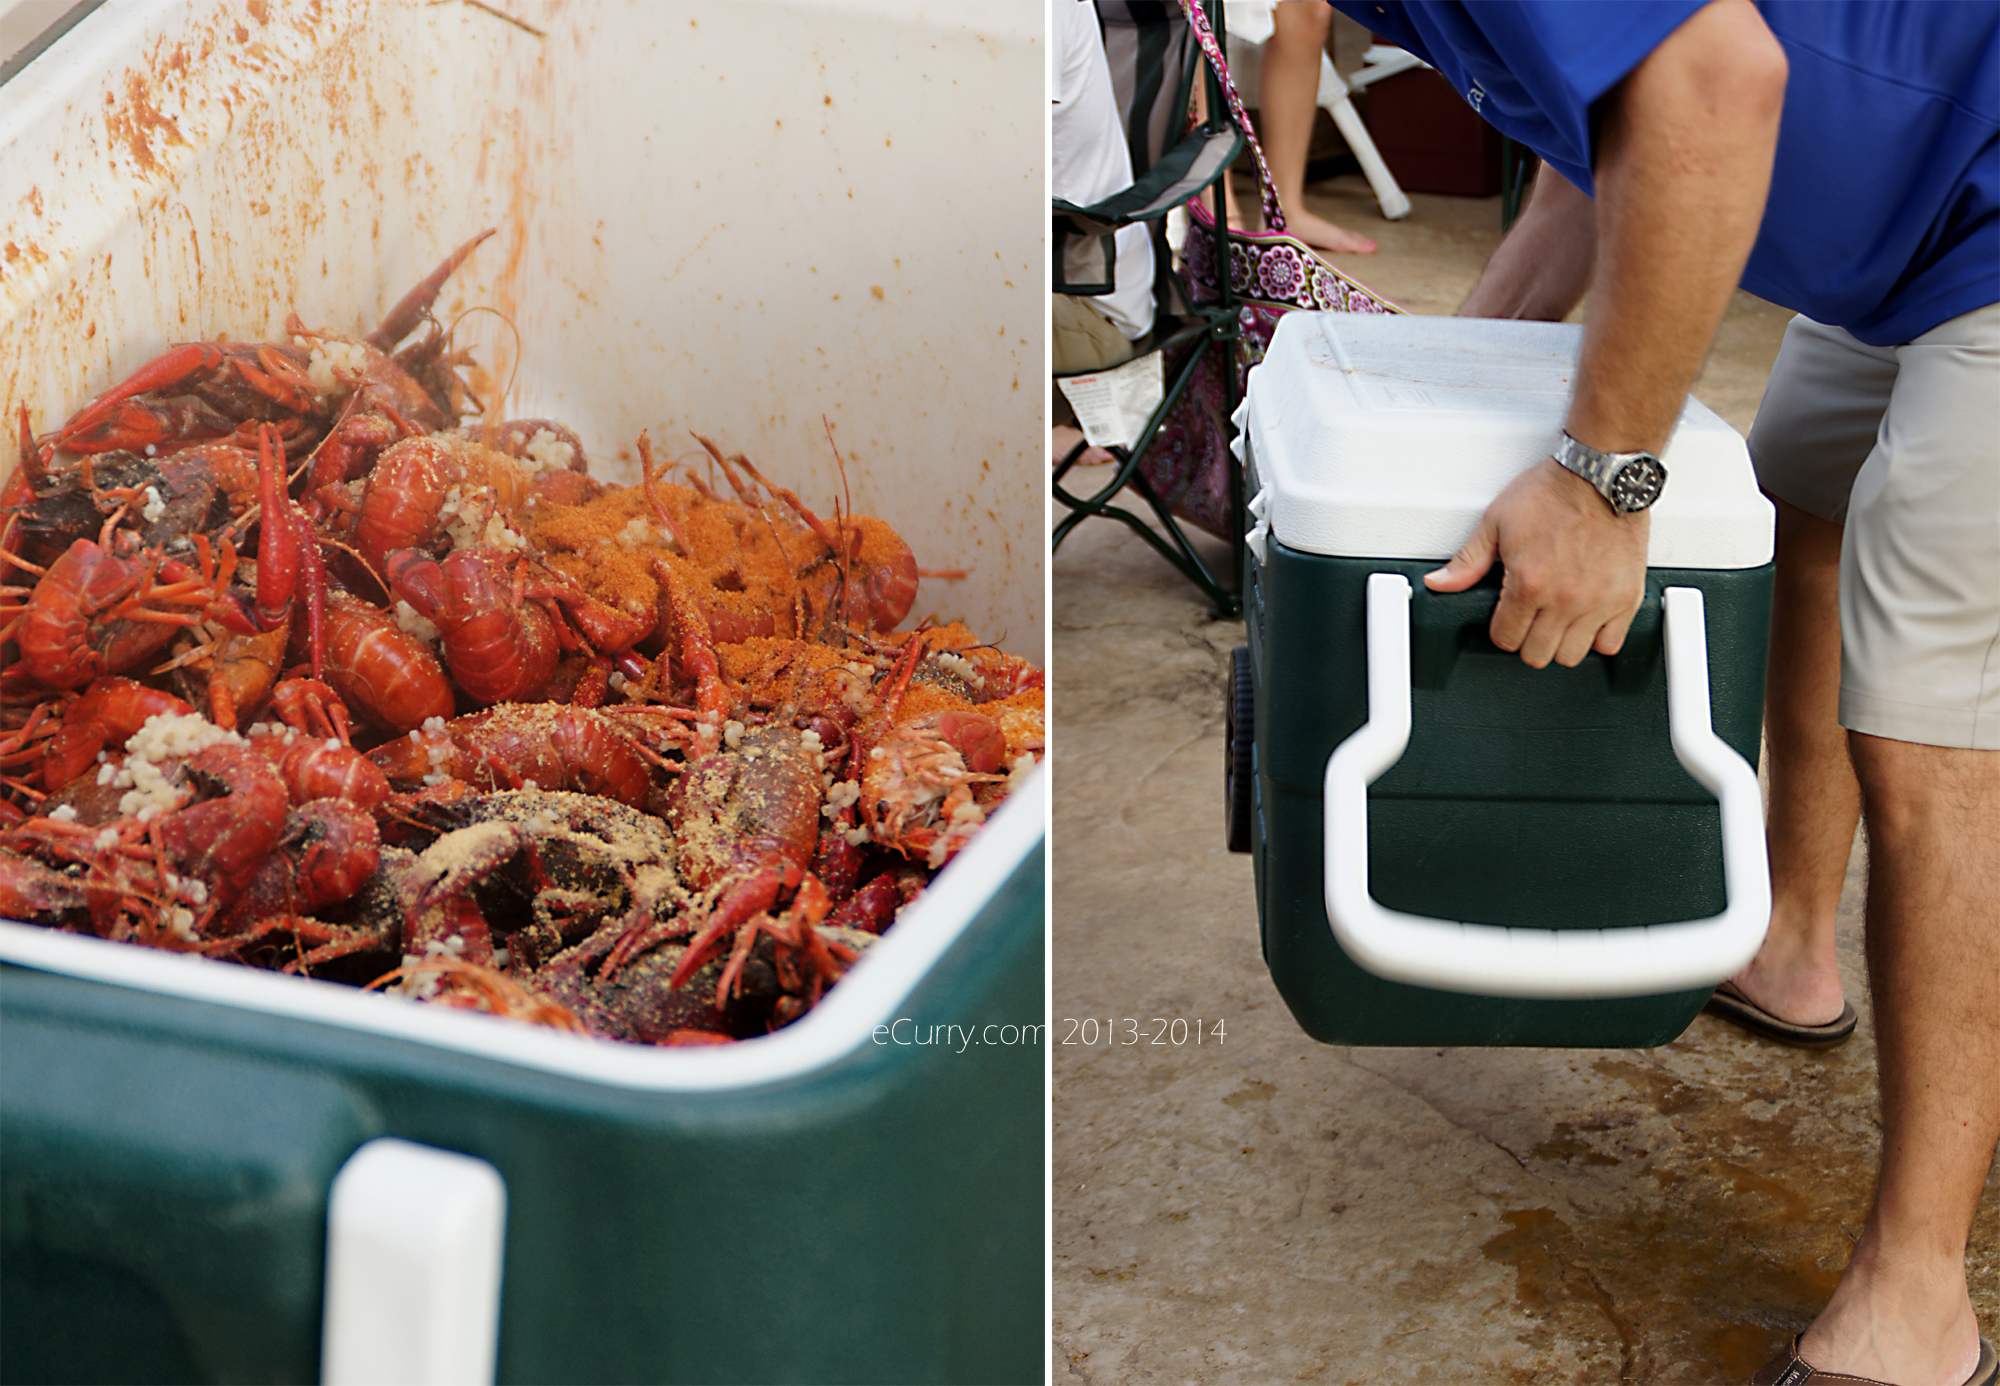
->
[1238, 314, 1774, 569]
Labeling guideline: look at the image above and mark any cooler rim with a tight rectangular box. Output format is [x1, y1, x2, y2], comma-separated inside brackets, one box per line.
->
[0, 763, 1047, 1094]
[1237, 313, 1777, 572]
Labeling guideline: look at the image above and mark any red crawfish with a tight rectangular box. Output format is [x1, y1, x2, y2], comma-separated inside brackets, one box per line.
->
[45, 230, 494, 461]
[600, 723, 826, 994]
[313, 589, 455, 735]
[367, 704, 659, 808]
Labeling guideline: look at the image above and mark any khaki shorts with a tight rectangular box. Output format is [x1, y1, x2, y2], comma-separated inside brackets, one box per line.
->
[1748, 302, 2000, 749]
[1051, 294, 1143, 428]
[1052, 294, 1143, 373]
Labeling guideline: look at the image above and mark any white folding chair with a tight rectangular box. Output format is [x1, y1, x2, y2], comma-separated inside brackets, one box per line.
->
[1347, 43, 1428, 92]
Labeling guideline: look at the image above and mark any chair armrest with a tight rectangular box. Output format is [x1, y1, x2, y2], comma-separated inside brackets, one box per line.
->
[1054, 126, 1243, 236]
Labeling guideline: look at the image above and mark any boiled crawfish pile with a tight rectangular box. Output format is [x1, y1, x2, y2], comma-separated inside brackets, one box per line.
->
[0, 231, 1043, 1045]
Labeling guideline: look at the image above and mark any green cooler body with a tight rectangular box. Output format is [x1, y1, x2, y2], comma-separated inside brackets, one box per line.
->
[1234, 314, 1776, 1048]
[0, 808, 1045, 1385]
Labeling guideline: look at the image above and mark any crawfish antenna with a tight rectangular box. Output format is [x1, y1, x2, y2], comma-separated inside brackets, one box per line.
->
[690, 433, 762, 509]
[820, 416, 853, 529]
[636, 433, 693, 554]
[720, 436, 842, 555]
[818, 417, 858, 634]
[447, 305, 522, 428]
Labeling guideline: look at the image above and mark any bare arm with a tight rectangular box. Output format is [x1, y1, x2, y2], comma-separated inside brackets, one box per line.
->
[1428, 0, 1787, 668]
[1457, 162, 1597, 321]
[1567, 0, 1784, 461]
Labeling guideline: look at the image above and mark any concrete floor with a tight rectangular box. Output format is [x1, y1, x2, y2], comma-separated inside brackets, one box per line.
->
[1050, 181, 2000, 1382]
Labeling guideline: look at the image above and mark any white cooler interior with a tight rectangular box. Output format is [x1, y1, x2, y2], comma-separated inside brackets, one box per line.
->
[0, 0, 1045, 1088]
[1, 0, 1042, 648]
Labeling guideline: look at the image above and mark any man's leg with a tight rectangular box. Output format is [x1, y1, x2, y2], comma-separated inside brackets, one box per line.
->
[1726, 495, 1858, 1025]
[1799, 735, 1999, 1385]
[1728, 311, 1896, 1034]
[1783, 302, 2000, 1383]
[1052, 295, 1138, 378]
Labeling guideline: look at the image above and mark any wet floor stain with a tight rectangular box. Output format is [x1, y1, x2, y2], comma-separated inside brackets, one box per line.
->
[1482, 1208, 1639, 1379]
[1465, 1046, 1872, 1381]
[1222, 1079, 1277, 1108]
[1591, 1056, 1706, 1115]
[1530, 1120, 1627, 1166]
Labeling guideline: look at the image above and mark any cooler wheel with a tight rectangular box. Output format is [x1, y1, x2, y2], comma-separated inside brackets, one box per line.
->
[1226, 646, 1253, 852]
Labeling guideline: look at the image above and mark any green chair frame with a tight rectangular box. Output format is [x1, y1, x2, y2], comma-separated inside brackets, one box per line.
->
[1051, 0, 1247, 617]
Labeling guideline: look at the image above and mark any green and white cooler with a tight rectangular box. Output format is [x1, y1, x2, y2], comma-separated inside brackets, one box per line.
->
[0, 2, 1044, 1381]
[1228, 313, 1776, 1048]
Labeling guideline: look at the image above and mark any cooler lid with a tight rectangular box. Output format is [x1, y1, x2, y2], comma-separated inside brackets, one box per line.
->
[1239, 314, 1774, 569]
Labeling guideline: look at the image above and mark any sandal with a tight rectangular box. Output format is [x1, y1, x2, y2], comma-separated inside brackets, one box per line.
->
[1750, 1333, 1999, 1386]
[1704, 980, 1857, 1049]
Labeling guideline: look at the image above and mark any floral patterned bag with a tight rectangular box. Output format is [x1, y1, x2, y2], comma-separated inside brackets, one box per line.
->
[1135, 0, 1400, 540]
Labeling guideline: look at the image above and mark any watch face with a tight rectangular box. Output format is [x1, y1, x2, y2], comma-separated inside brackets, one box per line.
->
[1607, 455, 1665, 513]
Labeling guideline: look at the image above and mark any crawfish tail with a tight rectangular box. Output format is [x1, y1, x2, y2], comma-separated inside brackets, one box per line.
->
[368, 705, 653, 808]
[399, 549, 559, 706]
[256, 733, 391, 809]
[42, 676, 194, 790]
[318, 590, 453, 735]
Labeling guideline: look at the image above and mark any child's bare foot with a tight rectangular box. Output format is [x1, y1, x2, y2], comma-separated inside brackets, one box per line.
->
[1283, 206, 1376, 254]
[1052, 425, 1115, 468]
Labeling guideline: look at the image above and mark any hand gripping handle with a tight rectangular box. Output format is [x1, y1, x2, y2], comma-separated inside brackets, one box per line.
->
[1322, 573, 1770, 999]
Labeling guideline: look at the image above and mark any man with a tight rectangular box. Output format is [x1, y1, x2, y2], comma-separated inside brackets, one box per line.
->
[1320, 2, 1998, 1382]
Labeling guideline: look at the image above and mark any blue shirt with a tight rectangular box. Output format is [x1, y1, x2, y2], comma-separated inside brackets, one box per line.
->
[1334, 1, 1999, 345]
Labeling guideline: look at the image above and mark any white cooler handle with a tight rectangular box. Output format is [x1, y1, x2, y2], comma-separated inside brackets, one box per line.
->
[1322, 573, 1770, 998]
[323, 1139, 507, 1386]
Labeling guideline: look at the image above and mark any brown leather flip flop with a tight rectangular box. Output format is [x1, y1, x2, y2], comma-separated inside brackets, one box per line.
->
[1750, 1334, 1999, 1386]
[1704, 980, 1857, 1049]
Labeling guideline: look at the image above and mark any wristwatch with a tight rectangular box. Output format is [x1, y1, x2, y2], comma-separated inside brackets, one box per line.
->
[1552, 432, 1667, 515]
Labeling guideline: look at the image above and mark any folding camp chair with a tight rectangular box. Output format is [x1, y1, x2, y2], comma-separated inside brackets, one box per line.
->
[1051, 0, 1248, 617]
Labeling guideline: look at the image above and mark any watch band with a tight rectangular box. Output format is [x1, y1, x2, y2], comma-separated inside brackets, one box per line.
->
[1553, 432, 1667, 515]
